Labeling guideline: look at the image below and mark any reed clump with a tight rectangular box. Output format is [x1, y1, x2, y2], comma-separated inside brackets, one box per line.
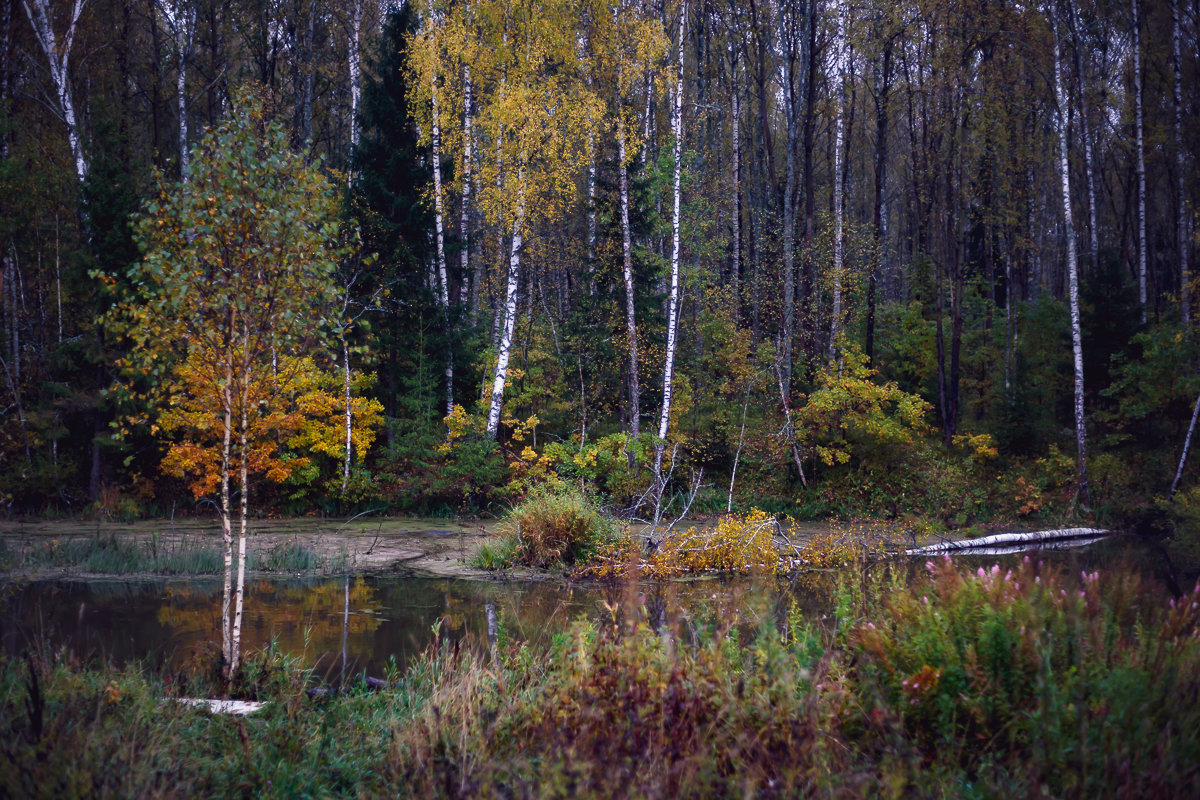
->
[478, 485, 620, 569]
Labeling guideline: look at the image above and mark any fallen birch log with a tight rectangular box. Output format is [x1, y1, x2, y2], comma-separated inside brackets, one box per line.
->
[177, 698, 267, 716]
[905, 527, 1111, 556]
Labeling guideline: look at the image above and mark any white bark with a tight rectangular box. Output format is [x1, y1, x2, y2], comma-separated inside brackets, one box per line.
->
[1067, 0, 1098, 263]
[430, 72, 454, 417]
[618, 115, 641, 439]
[22, 0, 88, 183]
[430, 78, 449, 310]
[1053, 25, 1091, 506]
[177, 699, 267, 715]
[348, 0, 362, 157]
[459, 65, 473, 302]
[654, 1, 685, 477]
[1173, 0, 1188, 323]
[1171, 387, 1200, 497]
[905, 527, 1110, 556]
[485, 171, 526, 438]
[1133, 0, 1147, 324]
[642, 71, 653, 166]
[231, 393, 249, 676]
[160, 0, 196, 180]
[774, 361, 808, 487]
[730, 54, 741, 312]
[829, 6, 846, 363]
[220, 369, 234, 673]
[780, 16, 798, 391]
[341, 333, 352, 497]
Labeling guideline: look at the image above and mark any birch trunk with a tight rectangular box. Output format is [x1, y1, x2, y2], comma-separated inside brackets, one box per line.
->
[1066, 0, 1097, 262]
[1133, 0, 1147, 324]
[220, 364, 234, 673]
[1172, 0, 1188, 323]
[485, 171, 525, 438]
[586, 137, 597, 274]
[1004, 245, 1014, 395]
[22, 0, 88, 183]
[1171, 388, 1200, 497]
[348, 0, 362, 157]
[430, 74, 454, 417]
[302, 5, 315, 143]
[780, 14, 798, 391]
[654, 1, 685, 477]
[231, 383, 249, 677]
[618, 116, 641, 439]
[459, 66, 473, 301]
[829, 5, 846, 363]
[906, 527, 1109, 555]
[341, 332, 352, 497]
[167, 0, 196, 180]
[868, 35, 893, 364]
[729, 53, 741, 319]
[1053, 27, 1091, 507]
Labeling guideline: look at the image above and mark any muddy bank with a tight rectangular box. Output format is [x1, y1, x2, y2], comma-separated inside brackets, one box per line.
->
[0, 516, 501, 580]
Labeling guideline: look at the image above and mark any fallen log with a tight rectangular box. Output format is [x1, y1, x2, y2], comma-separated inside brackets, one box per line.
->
[905, 527, 1111, 556]
[177, 698, 267, 716]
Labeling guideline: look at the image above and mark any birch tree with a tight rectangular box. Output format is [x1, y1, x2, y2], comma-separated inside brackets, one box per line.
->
[829, 0, 847, 363]
[348, 0, 363, 158]
[1172, 0, 1188, 323]
[428, 38, 454, 418]
[156, 0, 197, 179]
[654, 0, 686, 478]
[21, 0, 88, 183]
[1132, 0, 1147, 324]
[599, 1, 666, 442]
[117, 90, 346, 677]
[412, 0, 603, 439]
[1065, 0, 1098, 264]
[1051, 10, 1090, 506]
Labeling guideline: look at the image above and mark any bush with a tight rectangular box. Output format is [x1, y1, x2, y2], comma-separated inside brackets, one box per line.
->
[648, 509, 782, 575]
[485, 486, 619, 569]
[583, 509, 789, 578]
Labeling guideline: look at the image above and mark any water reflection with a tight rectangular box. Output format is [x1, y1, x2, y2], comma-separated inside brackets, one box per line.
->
[3, 576, 615, 680]
[1, 534, 1188, 680]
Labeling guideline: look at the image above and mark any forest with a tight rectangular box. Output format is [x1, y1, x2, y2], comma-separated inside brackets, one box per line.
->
[1, 0, 1198, 534]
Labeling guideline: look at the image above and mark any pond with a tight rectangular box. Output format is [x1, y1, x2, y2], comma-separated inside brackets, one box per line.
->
[1, 533, 1188, 682]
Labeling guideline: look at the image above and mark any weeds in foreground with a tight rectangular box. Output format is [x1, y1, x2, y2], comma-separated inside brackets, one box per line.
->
[3, 560, 1199, 798]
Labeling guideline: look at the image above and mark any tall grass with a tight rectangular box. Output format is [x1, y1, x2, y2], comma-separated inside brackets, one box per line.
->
[9, 535, 225, 575]
[4, 534, 333, 575]
[3, 559, 1199, 797]
[477, 486, 619, 569]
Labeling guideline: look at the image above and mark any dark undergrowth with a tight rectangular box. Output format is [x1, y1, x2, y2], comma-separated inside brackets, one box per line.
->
[3, 558, 1199, 798]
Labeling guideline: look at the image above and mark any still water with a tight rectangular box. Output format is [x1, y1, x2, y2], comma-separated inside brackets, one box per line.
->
[1, 535, 1187, 681]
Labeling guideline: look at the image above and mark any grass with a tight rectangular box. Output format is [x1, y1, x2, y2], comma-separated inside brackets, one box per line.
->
[2, 534, 337, 576]
[249, 540, 320, 572]
[474, 485, 620, 569]
[3, 557, 1199, 797]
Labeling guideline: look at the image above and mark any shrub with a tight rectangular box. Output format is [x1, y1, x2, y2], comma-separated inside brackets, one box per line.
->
[581, 509, 787, 578]
[486, 486, 619, 569]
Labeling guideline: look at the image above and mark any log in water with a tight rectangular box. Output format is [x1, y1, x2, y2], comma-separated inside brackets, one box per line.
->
[905, 527, 1112, 556]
